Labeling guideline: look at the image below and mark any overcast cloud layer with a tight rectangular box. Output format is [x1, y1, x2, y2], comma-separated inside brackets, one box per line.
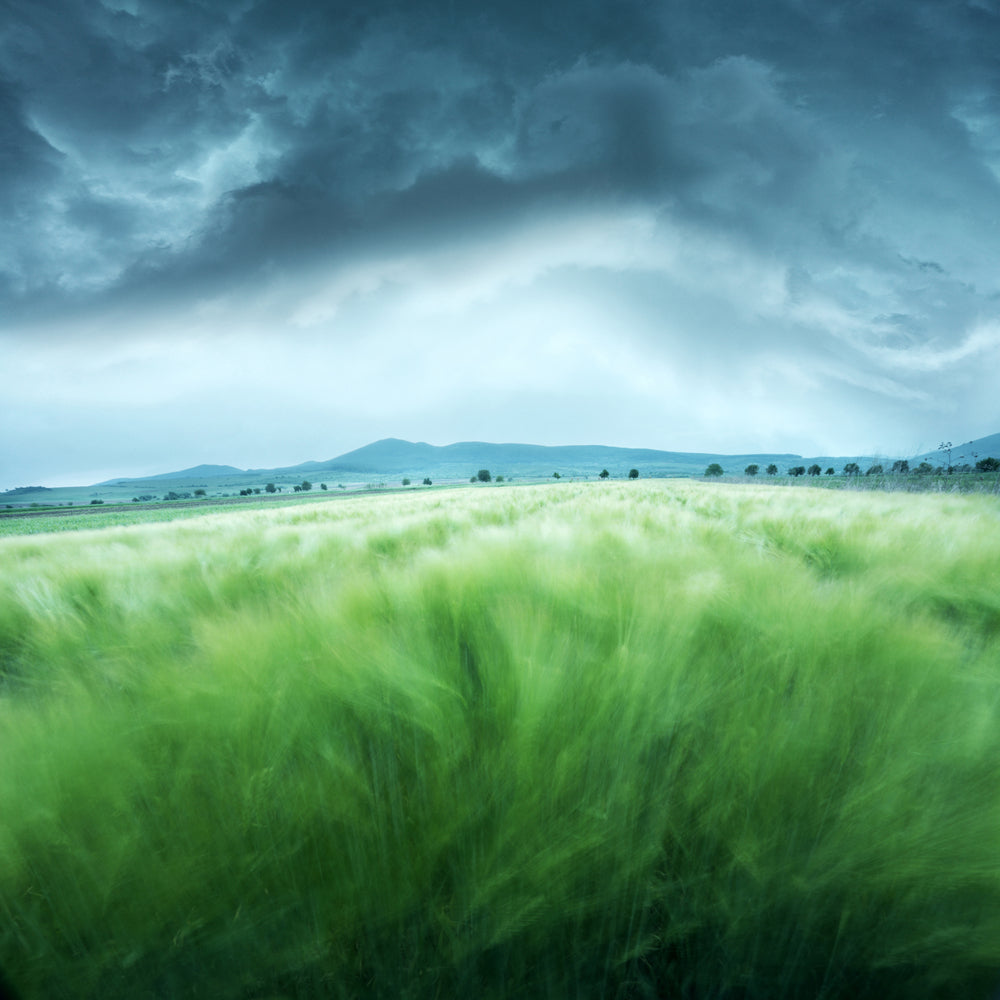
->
[2, 0, 999, 485]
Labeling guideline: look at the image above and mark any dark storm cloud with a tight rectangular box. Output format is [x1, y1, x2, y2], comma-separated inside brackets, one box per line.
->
[3, 0, 997, 322]
[0, 76, 60, 196]
[0, 75, 64, 293]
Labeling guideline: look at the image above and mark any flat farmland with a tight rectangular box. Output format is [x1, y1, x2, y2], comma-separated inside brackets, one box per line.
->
[2, 481, 999, 999]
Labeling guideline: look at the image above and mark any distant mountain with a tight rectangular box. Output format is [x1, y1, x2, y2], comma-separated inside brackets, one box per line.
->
[98, 464, 246, 485]
[302, 438, 445, 473]
[237, 438, 808, 481]
[296, 438, 807, 478]
[0, 485, 53, 496]
[78, 432, 1000, 491]
[914, 433, 1000, 465]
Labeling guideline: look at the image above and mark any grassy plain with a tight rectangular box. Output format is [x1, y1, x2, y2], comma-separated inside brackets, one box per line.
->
[0, 490, 360, 537]
[1, 481, 999, 999]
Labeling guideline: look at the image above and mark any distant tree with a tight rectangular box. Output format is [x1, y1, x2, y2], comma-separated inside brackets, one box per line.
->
[866, 464, 883, 476]
[807, 464, 821, 476]
[599, 469, 610, 479]
[320, 483, 327, 490]
[293, 485, 302, 492]
[265, 483, 277, 493]
[471, 476, 477, 482]
[422, 477, 432, 485]
[90, 499, 104, 505]
[253, 488, 261, 495]
[766, 464, 778, 476]
[496, 475, 504, 482]
[976, 457, 1000, 472]
[843, 463, 861, 476]
[744, 464, 759, 476]
[787, 466, 805, 477]
[705, 463, 724, 477]
[825, 468, 835, 476]
[402, 478, 411, 486]
[939, 441, 954, 473]
[301, 480, 312, 491]
[891, 460, 910, 474]
[628, 468, 639, 479]
[477, 469, 492, 482]
[194, 488, 206, 497]
[553, 471, 561, 479]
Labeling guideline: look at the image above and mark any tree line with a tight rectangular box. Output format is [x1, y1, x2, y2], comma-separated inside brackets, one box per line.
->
[470, 469, 641, 483]
[125, 454, 999, 503]
[704, 457, 999, 478]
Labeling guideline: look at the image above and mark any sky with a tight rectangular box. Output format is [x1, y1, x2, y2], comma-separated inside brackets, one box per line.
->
[2, 0, 999, 487]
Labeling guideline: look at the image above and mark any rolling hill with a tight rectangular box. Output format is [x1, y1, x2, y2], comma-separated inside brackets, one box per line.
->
[5, 433, 998, 506]
[914, 434, 1000, 465]
[98, 438, 814, 487]
[98, 464, 245, 484]
[293, 438, 804, 479]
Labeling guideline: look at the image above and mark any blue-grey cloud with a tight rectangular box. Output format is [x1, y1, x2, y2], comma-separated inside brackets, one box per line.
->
[1, 0, 998, 484]
[3, 0, 997, 308]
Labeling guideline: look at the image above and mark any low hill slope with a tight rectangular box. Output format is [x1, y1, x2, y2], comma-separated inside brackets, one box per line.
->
[272, 438, 807, 480]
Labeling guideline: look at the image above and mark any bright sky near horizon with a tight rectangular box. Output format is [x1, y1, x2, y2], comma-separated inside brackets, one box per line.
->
[2, 0, 999, 487]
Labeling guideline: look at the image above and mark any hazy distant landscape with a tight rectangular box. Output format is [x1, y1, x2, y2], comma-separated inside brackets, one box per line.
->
[4, 432, 999, 511]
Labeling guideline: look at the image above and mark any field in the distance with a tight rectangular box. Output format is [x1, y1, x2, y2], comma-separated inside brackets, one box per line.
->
[2, 481, 1000, 999]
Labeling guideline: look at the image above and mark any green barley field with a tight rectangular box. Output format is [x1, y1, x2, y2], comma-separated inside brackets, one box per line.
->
[2, 481, 999, 999]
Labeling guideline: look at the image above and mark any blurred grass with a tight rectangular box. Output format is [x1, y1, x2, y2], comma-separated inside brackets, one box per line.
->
[1, 482, 999, 998]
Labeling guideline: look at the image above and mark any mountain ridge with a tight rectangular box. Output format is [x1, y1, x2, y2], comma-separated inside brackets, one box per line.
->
[99, 463, 245, 484]
[914, 433, 1000, 464]
[5, 433, 997, 500]
[90, 433, 1000, 488]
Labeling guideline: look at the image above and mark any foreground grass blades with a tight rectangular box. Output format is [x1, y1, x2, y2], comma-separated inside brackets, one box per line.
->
[1, 482, 999, 998]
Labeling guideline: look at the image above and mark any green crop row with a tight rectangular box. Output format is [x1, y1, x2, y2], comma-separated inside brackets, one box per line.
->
[1, 482, 999, 998]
